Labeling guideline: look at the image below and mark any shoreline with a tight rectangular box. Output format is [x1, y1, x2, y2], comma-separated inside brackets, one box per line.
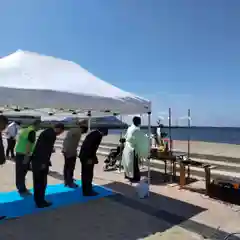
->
[172, 140, 240, 160]
[12, 125, 240, 145]
[174, 139, 240, 146]
[4, 131, 240, 159]
[58, 132, 240, 159]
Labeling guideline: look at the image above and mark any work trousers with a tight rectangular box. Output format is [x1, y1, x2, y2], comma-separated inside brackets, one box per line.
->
[33, 167, 49, 205]
[6, 137, 16, 158]
[81, 162, 94, 194]
[63, 155, 77, 185]
[15, 153, 29, 192]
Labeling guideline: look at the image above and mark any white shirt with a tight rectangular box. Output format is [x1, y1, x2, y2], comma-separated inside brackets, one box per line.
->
[5, 122, 19, 139]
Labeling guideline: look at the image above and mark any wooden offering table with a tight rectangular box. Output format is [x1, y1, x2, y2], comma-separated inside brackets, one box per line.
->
[150, 148, 216, 195]
[179, 159, 217, 195]
[150, 148, 186, 181]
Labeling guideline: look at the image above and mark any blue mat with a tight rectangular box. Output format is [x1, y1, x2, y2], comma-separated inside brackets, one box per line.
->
[0, 181, 114, 219]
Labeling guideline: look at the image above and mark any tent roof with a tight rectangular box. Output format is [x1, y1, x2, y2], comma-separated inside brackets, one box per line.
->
[0, 50, 151, 115]
[3, 108, 122, 120]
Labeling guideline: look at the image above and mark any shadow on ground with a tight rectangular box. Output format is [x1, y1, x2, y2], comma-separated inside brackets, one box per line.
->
[141, 169, 197, 186]
[0, 180, 238, 239]
[104, 181, 240, 240]
[4, 159, 240, 239]
[48, 170, 65, 181]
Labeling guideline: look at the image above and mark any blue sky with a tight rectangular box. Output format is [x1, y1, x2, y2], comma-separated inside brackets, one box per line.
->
[0, 0, 239, 126]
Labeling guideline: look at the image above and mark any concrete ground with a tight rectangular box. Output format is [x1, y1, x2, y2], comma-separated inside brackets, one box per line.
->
[0, 150, 240, 239]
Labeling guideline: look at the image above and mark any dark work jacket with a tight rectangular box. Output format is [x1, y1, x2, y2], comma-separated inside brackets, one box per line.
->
[0, 133, 5, 165]
[31, 128, 56, 170]
[79, 130, 102, 164]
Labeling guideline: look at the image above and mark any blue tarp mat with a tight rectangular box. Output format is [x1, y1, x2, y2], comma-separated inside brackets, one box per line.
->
[0, 180, 114, 219]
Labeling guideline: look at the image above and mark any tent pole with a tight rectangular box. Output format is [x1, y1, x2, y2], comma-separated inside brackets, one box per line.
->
[87, 111, 91, 133]
[119, 114, 123, 173]
[168, 108, 172, 152]
[187, 109, 191, 160]
[120, 115, 123, 139]
[147, 112, 151, 196]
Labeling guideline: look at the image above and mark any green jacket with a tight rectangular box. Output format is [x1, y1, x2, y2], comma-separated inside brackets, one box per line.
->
[15, 126, 36, 155]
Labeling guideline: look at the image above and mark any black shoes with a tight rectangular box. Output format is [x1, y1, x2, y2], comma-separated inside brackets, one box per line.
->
[18, 188, 31, 196]
[65, 182, 78, 189]
[83, 190, 99, 197]
[36, 201, 52, 208]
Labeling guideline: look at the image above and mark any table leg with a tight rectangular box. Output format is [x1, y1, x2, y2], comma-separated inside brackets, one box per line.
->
[164, 160, 168, 181]
[205, 167, 211, 195]
[187, 165, 190, 179]
[169, 161, 173, 183]
[180, 162, 186, 187]
[172, 161, 177, 181]
[164, 160, 167, 174]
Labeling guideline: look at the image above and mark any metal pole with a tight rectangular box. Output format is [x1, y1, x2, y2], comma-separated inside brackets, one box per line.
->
[168, 108, 172, 152]
[120, 115, 123, 139]
[147, 112, 151, 197]
[187, 109, 191, 160]
[118, 114, 123, 173]
[87, 111, 91, 133]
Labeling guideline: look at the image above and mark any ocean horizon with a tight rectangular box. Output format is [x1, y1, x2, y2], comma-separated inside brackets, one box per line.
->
[109, 126, 240, 145]
[6, 114, 240, 144]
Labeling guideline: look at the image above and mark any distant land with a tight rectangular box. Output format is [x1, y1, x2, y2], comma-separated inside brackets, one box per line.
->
[4, 114, 128, 129]
[4, 114, 240, 143]
[3, 113, 237, 129]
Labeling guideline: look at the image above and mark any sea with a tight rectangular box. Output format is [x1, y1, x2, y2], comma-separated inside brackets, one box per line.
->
[7, 115, 240, 144]
[109, 127, 240, 145]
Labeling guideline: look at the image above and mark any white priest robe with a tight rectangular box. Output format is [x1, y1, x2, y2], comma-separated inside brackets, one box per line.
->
[122, 124, 149, 179]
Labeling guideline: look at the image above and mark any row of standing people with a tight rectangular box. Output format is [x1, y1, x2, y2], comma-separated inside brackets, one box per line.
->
[5, 116, 149, 189]
[0, 116, 15, 220]
[0, 116, 108, 214]
[1, 115, 148, 217]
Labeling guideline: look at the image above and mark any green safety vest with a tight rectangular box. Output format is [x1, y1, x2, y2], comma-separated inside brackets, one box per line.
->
[15, 126, 36, 155]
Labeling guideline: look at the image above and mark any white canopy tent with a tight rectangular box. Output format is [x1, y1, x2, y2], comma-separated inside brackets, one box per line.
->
[0, 50, 152, 189]
[1, 108, 124, 120]
[0, 50, 151, 115]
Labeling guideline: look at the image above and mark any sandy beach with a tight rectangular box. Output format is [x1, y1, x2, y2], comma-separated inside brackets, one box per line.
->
[173, 140, 240, 158]
[54, 132, 240, 159]
[0, 149, 239, 239]
[4, 131, 240, 159]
